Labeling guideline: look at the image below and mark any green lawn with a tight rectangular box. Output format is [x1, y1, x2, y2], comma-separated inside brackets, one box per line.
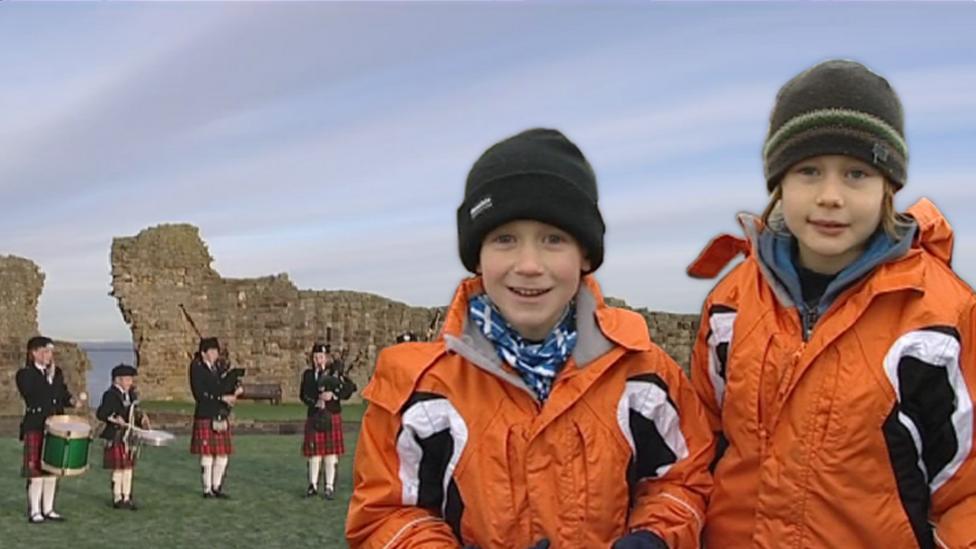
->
[1, 433, 358, 548]
[141, 400, 367, 424]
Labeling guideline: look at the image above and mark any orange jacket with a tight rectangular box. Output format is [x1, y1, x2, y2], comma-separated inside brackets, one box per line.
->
[347, 276, 714, 548]
[688, 199, 976, 548]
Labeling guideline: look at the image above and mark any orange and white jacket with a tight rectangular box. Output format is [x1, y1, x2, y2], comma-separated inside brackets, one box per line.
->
[689, 199, 976, 548]
[347, 276, 714, 548]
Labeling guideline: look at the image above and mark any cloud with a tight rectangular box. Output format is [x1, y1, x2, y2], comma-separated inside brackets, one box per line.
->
[2, 3, 975, 340]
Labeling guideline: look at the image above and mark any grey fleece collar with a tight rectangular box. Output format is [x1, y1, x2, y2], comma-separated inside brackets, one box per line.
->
[444, 283, 615, 397]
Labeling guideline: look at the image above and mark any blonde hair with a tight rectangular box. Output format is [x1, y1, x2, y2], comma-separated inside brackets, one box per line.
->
[761, 180, 912, 239]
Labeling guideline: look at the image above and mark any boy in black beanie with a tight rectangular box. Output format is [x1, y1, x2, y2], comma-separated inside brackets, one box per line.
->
[349, 129, 714, 548]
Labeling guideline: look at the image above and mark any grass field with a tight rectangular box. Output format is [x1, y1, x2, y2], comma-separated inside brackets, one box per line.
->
[1, 433, 358, 548]
[140, 400, 367, 424]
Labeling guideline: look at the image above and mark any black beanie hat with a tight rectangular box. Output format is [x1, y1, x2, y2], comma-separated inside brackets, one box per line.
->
[27, 336, 54, 352]
[199, 337, 220, 353]
[763, 59, 907, 191]
[456, 128, 605, 274]
[311, 342, 330, 354]
[111, 364, 138, 378]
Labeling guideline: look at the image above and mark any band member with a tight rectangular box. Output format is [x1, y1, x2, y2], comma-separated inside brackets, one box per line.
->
[299, 342, 357, 500]
[189, 337, 242, 498]
[96, 364, 150, 510]
[16, 336, 77, 523]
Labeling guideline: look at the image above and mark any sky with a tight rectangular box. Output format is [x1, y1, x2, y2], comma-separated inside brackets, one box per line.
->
[1, 2, 974, 342]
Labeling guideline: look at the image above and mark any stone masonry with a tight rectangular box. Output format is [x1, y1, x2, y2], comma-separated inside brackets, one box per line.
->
[111, 224, 700, 403]
[0, 255, 91, 417]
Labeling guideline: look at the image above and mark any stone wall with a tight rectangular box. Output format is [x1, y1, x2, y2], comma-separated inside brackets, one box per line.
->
[111, 225, 701, 403]
[111, 225, 439, 403]
[619, 304, 698, 374]
[0, 255, 91, 417]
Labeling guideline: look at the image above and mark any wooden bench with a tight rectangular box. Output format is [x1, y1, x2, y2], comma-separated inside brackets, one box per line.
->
[238, 383, 283, 405]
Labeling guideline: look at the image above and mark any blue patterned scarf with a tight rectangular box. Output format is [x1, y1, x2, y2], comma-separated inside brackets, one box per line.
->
[468, 293, 577, 403]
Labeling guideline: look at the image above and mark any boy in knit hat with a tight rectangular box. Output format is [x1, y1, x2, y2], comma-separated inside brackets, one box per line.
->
[688, 59, 976, 547]
[348, 129, 714, 548]
[96, 363, 151, 510]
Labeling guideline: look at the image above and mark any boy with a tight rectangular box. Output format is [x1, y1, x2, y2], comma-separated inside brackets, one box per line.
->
[96, 363, 151, 510]
[689, 59, 976, 547]
[348, 129, 714, 548]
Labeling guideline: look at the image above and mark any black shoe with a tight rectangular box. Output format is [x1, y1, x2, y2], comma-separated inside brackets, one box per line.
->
[213, 487, 230, 499]
[113, 500, 125, 509]
[203, 491, 214, 499]
[323, 487, 335, 500]
[43, 511, 65, 522]
[305, 485, 318, 498]
[27, 514, 45, 524]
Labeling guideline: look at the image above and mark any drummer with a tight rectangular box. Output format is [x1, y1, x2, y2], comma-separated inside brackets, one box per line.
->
[15, 336, 78, 524]
[96, 364, 150, 510]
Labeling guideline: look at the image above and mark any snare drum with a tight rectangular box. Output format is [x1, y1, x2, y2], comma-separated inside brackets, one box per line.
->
[42, 415, 92, 476]
[135, 428, 175, 447]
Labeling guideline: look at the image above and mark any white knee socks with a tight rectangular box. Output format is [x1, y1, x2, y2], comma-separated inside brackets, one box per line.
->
[112, 471, 124, 502]
[308, 456, 323, 489]
[27, 478, 43, 517]
[201, 455, 214, 494]
[324, 455, 339, 490]
[41, 476, 58, 514]
[213, 455, 229, 489]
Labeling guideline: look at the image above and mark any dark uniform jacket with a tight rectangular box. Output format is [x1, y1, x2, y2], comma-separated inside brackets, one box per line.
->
[189, 358, 233, 419]
[299, 366, 357, 417]
[96, 385, 139, 442]
[16, 364, 73, 438]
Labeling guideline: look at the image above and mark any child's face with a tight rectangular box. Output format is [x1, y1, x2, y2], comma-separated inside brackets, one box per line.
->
[780, 154, 885, 274]
[478, 219, 590, 341]
[31, 347, 53, 366]
[313, 352, 328, 367]
[116, 376, 134, 391]
[203, 348, 220, 364]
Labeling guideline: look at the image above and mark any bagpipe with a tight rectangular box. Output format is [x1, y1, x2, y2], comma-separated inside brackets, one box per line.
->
[310, 362, 357, 432]
[316, 369, 341, 395]
[215, 358, 246, 396]
[394, 307, 443, 344]
[310, 372, 338, 432]
[179, 302, 246, 401]
[210, 358, 245, 432]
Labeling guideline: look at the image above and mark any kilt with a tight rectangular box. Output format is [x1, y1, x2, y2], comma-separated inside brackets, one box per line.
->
[190, 418, 233, 456]
[103, 442, 136, 470]
[21, 430, 44, 478]
[302, 414, 344, 457]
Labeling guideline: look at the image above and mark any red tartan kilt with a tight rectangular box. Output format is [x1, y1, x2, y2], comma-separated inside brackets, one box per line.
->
[190, 418, 233, 455]
[21, 430, 44, 478]
[103, 442, 136, 470]
[302, 414, 344, 457]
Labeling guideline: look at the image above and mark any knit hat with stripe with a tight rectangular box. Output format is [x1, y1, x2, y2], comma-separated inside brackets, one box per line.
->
[763, 59, 907, 191]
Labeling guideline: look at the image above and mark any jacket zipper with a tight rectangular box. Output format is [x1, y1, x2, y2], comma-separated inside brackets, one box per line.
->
[801, 305, 819, 342]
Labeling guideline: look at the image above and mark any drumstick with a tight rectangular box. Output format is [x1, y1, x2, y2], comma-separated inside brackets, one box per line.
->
[116, 421, 151, 431]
